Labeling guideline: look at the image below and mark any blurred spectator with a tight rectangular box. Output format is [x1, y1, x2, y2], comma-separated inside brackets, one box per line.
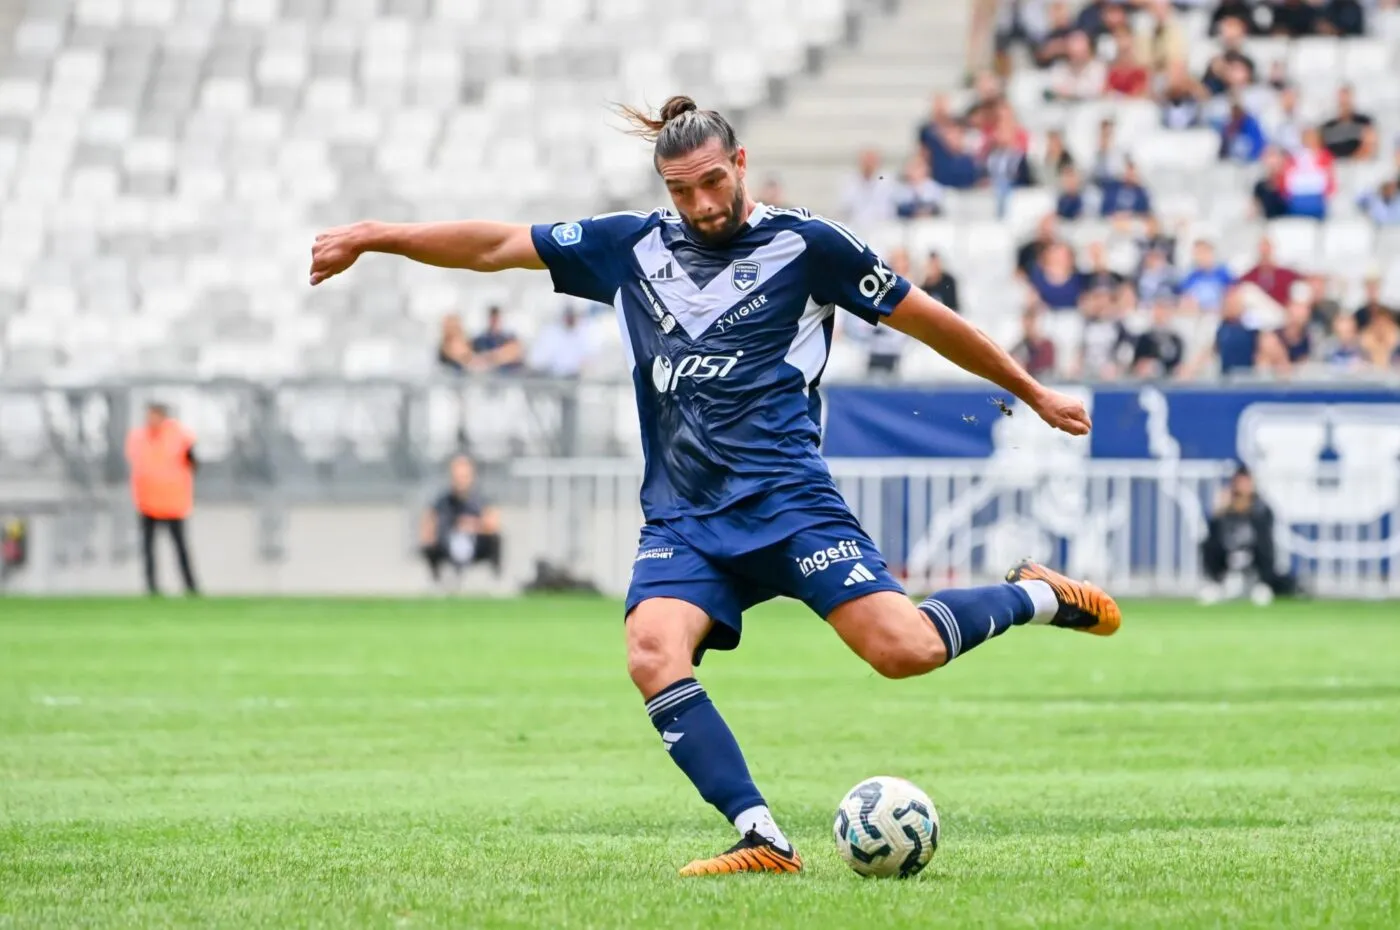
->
[1034, 128, 1075, 182]
[1017, 213, 1060, 274]
[1104, 30, 1150, 97]
[1252, 148, 1290, 219]
[1321, 0, 1366, 37]
[1355, 270, 1390, 328]
[1216, 96, 1267, 163]
[1280, 129, 1336, 219]
[922, 113, 982, 190]
[1137, 247, 1178, 303]
[1200, 466, 1299, 607]
[964, 71, 1007, 138]
[1056, 164, 1086, 220]
[1263, 84, 1305, 154]
[840, 149, 899, 230]
[528, 306, 593, 378]
[1159, 59, 1208, 129]
[1210, 1, 1261, 35]
[1202, 17, 1256, 96]
[921, 251, 960, 312]
[1270, 0, 1319, 37]
[1027, 241, 1082, 311]
[1325, 312, 1366, 370]
[420, 454, 502, 585]
[1081, 241, 1124, 293]
[1305, 274, 1340, 325]
[995, 0, 1056, 72]
[1132, 296, 1187, 378]
[1089, 118, 1129, 185]
[472, 306, 524, 372]
[1099, 159, 1152, 218]
[985, 109, 1034, 213]
[1136, 214, 1178, 262]
[1136, 0, 1187, 71]
[1076, 287, 1134, 380]
[1319, 85, 1377, 161]
[1074, 0, 1115, 41]
[1048, 31, 1106, 101]
[758, 176, 787, 208]
[1270, 296, 1319, 370]
[437, 314, 472, 373]
[1179, 240, 1235, 313]
[1361, 305, 1400, 368]
[1240, 237, 1302, 306]
[1265, 60, 1289, 92]
[1358, 176, 1400, 225]
[1183, 285, 1259, 377]
[1012, 307, 1057, 377]
[1032, 0, 1077, 68]
[895, 155, 946, 218]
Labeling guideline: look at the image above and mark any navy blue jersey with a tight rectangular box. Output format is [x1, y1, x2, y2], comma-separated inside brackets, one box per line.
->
[530, 204, 913, 520]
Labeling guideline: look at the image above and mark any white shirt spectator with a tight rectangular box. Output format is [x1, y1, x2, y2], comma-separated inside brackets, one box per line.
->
[528, 309, 594, 378]
[1050, 56, 1105, 101]
[840, 173, 899, 234]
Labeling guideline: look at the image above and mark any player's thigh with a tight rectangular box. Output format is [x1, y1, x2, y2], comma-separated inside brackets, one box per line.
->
[624, 528, 740, 695]
[827, 590, 946, 680]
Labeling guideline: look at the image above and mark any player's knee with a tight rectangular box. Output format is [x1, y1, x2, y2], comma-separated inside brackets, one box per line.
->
[625, 620, 689, 696]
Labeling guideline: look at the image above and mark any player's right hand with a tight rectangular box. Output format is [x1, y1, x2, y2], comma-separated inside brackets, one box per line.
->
[1031, 389, 1092, 436]
[309, 223, 371, 286]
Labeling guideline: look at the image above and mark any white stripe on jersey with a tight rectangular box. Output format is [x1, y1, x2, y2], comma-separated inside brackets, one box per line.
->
[813, 216, 867, 251]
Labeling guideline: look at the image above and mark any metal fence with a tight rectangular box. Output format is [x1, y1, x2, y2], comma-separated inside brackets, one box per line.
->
[513, 456, 1400, 599]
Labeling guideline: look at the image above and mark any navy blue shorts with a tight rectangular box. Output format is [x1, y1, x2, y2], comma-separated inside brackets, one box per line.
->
[624, 483, 906, 662]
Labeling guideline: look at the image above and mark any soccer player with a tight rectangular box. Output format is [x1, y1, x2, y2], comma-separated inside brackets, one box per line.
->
[310, 96, 1121, 876]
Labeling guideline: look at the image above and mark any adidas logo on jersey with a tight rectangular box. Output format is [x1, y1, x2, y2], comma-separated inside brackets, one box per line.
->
[649, 261, 676, 281]
[843, 563, 877, 587]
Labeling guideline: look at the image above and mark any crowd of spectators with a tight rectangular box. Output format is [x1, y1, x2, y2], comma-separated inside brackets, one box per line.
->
[831, 0, 1400, 382]
[435, 302, 613, 380]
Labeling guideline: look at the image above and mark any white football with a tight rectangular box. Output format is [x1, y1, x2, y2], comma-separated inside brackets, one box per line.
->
[833, 775, 939, 878]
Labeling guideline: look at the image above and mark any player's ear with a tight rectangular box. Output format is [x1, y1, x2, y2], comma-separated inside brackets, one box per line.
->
[733, 146, 747, 181]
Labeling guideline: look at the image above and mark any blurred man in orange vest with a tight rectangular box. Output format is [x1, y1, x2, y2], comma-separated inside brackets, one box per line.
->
[126, 402, 200, 595]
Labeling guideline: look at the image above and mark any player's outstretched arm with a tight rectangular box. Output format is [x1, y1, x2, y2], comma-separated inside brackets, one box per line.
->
[885, 287, 1091, 436]
[309, 220, 546, 285]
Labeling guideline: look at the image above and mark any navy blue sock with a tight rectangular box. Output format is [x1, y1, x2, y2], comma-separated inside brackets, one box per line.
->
[919, 583, 1035, 663]
[646, 678, 765, 822]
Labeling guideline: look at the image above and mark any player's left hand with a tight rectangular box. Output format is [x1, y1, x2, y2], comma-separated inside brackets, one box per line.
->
[1031, 389, 1091, 436]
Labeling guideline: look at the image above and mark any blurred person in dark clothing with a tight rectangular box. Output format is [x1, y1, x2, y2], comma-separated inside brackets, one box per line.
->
[894, 155, 946, 219]
[1016, 213, 1059, 275]
[1319, 85, 1376, 161]
[1032, 0, 1077, 68]
[1270, 0, 1319, 37]
[420, 454, 503, 584]
[1080, 241, 1124, 293]
[471, 305, 524, 372]
[1324, 312, 1366, 371]
[1252, 148, 1290, 219]
[1012, 306, 1057, 378]
[1200, 466, 1299, 605]
[1099, 159, 1152, 218]
[1202, 16, 1256, 96]
[1353, 270, 1390, 329]
[1056, 164, 1086, 220]
[920, 251, 959, 312]
[1132, 295, 1186, 378]
[1136, 246, 1177, 303]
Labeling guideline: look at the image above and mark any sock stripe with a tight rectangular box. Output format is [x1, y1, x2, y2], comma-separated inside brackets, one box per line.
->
[646, 682, 705, 717]
[920, 597, 961, 659]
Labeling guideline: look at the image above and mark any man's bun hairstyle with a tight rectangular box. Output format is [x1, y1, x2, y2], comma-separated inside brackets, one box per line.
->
[617, 95, 739, 171]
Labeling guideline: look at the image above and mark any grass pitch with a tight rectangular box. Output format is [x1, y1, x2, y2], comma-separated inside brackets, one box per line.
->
[2, 596, 1398, 929]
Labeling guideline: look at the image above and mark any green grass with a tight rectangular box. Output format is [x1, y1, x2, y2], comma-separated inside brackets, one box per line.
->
[2, 597, 1398, 929]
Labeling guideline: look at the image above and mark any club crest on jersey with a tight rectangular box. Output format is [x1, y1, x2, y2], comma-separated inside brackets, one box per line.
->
[731, 261, 760, 292]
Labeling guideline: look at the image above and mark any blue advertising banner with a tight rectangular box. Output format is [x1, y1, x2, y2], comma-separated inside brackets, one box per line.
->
[820, 383, 1400, 590]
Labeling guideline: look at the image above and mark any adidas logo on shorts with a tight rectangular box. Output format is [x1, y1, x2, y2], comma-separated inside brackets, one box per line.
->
[843, 563, 877, 586]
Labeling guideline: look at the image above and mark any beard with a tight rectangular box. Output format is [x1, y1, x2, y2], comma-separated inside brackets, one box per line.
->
[683, 187, 747, 246]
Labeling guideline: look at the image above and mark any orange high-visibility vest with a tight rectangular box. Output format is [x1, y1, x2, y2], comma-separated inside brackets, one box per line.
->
[126, 420, 194, 519]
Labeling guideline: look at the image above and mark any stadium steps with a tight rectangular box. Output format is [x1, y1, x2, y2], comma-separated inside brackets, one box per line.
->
[743, 0, 970, 216]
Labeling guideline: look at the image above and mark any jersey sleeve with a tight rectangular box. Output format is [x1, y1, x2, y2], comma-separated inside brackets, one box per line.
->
[530, 212, 649, 304]
[804, 217, 913, 325]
